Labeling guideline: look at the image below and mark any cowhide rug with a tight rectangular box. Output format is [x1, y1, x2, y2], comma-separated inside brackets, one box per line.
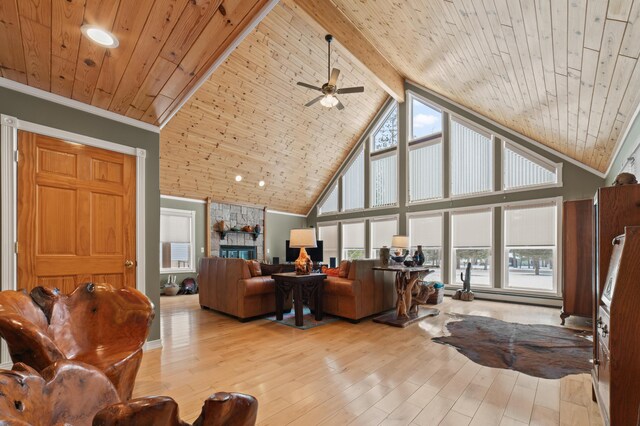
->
[432, 314, 592, 379]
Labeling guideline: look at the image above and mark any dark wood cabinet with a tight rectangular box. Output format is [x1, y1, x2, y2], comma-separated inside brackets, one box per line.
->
[592, 227, 640, 426]
[561, 199, 593, 324]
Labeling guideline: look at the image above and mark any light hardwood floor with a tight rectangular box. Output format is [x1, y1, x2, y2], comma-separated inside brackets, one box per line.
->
[135, 295, 602, 426]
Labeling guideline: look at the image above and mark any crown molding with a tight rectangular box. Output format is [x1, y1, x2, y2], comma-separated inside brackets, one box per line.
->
[0, 77, 160, 133]
[266, 209, 307, 218]
[161, 194, 207, 204]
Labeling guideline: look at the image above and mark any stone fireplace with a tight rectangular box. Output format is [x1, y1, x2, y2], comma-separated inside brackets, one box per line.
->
[210, 202, 264, 261]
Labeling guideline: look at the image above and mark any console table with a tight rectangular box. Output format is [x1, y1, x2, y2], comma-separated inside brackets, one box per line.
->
[372, 266, 439, 327]
[272, 272, 326, 327]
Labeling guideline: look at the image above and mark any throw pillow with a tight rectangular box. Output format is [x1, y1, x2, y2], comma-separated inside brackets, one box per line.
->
[247, 260, 262, 277]
[260, 263, 281, 276]
[321, 266, 340, 277]
[338, 260, 350, 278]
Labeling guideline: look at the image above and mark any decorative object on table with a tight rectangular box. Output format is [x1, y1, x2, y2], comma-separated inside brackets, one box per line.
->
[242, 225, 254, 233]
[432, 314, 592, 379]
[414, 245, 425, 266]
[403, 255, 416, 267]
[162, 275, 179, 296]
[254, 223, 261, 234]
[0, 283, 154, 400]
[613, 172, 637, 185]
[391, 235, 409, 263]
[289, 228, 317, 275]
[425, 281, 445, 304]
[409, 281, 436, 314]
[453, 262, 474, 301]
[372, 266, 439, 327]
[379, 246, 390, 266]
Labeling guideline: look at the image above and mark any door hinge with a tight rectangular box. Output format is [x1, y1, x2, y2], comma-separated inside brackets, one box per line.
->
[14, 242, 18, 254]
[14, 151, 18, 163]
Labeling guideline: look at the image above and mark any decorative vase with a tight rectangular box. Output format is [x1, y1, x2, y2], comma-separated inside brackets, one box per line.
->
[162, 275, 179, 296]
[380, 246, 390, 266]
[254, 224, 261, 234]
[294, 247, 313, 275]
[414, 245, 425, 266]
[403, 255, 415, 267]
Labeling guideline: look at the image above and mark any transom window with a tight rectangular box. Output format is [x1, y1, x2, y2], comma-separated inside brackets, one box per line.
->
[160, 208, 196, 273]
[370, 104, 398, 208]
[411, 97, 442, 140]
[371, 105, 398, 152]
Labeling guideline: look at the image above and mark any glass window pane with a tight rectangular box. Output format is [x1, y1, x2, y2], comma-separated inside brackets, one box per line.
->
[409, 141, 442, 202]
[372, 106, 398, 152]
[342, 150, 365, 211]
[342, 221, 365, 260]
[371, 152, 397, 208]
[319, 184, 339, 214]
[451, 209, 492, 286]
[411, 98, 442, 139]
[450, 119, 493, 196]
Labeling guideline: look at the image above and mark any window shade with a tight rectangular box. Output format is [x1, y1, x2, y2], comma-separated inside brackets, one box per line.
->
[160, 214, 191, 243]
[450, 119, 492, 196]
[504, 144, 557, 190]
[342, 150, 365, 211]
[318, 224, 338, 261]
[319, 184, 339, 214]
[451, 210, 492, 247]
[409, 214, 442, 248]
[409, 141, 442, 202]
[371, 152, 397, 207]
[342, 221, 365, 248]
[370, 218, 398, 249]
[505, 203, 556, 246]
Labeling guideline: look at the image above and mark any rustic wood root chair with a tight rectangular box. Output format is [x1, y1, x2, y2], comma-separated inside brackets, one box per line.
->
[0, 361, 259, 426]
[0, 283, 155, 400]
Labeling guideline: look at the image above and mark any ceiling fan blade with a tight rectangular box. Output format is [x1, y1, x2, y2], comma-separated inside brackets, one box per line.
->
[297, 81, 322, 91]
[336, 98, 345, 110]
[329, 68, 340, 86]
[337, 86, 365, 94]
[304, 95, 324, 107]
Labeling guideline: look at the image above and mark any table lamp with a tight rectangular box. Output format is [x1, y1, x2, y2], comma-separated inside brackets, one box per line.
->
[290, 228, 317, 275]
[391, 235, 410, 261]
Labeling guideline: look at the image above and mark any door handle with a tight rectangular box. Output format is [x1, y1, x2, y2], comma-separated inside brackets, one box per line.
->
[124, 260, 135, 268]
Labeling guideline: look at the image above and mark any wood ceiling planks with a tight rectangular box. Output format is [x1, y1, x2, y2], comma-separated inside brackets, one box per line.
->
[0, 0, 271, 126]
[160, 0, 388, 214]
[330, 0, 640, 173]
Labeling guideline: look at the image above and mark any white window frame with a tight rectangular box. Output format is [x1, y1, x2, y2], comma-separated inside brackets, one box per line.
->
[341, 148, 365, 212]
[502, 140, 563, 193]
[369, 214, 399, 258]
[317, 183, 339, 216]
[341, 219, 366, 261]
[449, 207, 494, 288]
[408, 92, 444, 143]
[316, 221, 339, 264]
[449, 115, 495, 200]
[160, 207, 197, 274]
[501, 197, 562, 297]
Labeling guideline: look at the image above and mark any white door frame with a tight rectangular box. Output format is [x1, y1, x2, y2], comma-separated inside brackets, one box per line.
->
[0, 114, 147, 366]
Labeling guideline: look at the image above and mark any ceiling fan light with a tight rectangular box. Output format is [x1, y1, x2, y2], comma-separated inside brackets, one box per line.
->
[320, 95, 339, 108]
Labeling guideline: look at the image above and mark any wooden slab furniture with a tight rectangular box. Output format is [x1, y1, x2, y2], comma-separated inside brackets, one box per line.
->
[0, 283, 154, 400]
[372, 266, 439, 327]
[272, 272, 326, 327]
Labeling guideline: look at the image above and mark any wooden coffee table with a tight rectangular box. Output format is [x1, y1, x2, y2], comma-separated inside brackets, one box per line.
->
[272, 272, 326, 327]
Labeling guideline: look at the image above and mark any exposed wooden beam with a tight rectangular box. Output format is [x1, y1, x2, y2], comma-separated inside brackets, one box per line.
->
[291, 0, 405, 103]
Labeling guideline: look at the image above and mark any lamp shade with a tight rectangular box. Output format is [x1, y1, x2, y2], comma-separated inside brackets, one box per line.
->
[391, 235, 409, 249]
[289, 228, 317, 248]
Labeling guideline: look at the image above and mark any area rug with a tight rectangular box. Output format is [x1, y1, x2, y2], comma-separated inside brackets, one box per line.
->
[432, 314, 592, 379]
[264, 307, 339, 330]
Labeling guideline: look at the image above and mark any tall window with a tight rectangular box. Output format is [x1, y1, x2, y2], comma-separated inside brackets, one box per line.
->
[160, 208, 196, 273]
[318, 223, 338, 265]
[504, 202, 557, 292]
[409, 140, 442, 202]
[370, 216, 398, 258]
[450, 117, 493, 197]
[342, 150, 365, 211]
[503, 142, 559, 190]
[370, 105, 398, 208]
[318, 184, 339, 215]
[451, 209, 492, 286]
[408, 213, 443, 281]
[342, 221, 365, 260]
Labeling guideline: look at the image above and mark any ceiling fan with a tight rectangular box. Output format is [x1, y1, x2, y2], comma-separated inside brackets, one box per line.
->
[297, 34, 364, 110]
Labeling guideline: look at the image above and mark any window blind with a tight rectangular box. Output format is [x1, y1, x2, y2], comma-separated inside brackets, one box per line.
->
[319, 184, 339, 214]
[160, 213, 191, 243]
[371, 152, 397, 207]
[318, 224, 338, 261]
[342, 150, 365, 211]
[505, 203, 556, 247]
[370, 217, 398, 249]
[504, 145, 557, 190]
[342, 221, 365, 249]
[409, 214, 442, 248]
[451, 210, 492, 247]
[450, 119, 492, 196]
[409, 141, 442, 202]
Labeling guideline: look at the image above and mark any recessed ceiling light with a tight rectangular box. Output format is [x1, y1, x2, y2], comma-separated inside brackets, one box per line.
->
[81, 25, 119, 48]
[259, 180, 265, 187]
[235, 175, 242, 182]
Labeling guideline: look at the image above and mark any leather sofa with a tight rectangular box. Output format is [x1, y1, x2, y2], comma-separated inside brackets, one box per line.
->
[323, 259, 395, 321]
[199, 257, 292, 320]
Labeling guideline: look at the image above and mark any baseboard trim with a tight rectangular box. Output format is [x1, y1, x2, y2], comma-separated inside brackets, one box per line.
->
[143, 339, 163, 351]
[443, 289, 563, 308]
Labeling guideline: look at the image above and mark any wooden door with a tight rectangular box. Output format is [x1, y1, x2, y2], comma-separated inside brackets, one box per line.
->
[17, 131, 136, 293]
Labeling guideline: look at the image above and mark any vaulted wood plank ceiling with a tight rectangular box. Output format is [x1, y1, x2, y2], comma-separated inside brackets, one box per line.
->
[160, 0, 388, 214]
[0, 0, 270, 125]
[330, 0, 640, 173]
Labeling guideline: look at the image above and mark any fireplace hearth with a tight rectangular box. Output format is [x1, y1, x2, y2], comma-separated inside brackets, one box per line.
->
[220, 245, 257, 260]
